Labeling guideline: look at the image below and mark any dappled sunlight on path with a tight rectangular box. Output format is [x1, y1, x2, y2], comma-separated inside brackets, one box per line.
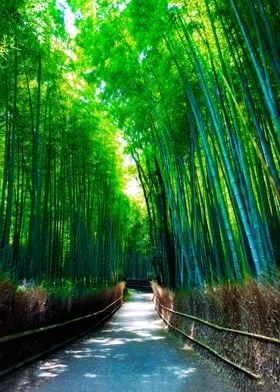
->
[0, 291, 239, 392]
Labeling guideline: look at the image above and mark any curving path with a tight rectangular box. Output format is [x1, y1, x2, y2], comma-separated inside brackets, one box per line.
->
[1, 291, 239, 392]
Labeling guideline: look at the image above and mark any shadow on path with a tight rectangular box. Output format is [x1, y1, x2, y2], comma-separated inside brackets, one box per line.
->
[0, 291, 239, 392]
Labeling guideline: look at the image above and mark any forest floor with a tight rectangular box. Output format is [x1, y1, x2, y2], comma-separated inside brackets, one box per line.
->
[0, 290, 239, 392]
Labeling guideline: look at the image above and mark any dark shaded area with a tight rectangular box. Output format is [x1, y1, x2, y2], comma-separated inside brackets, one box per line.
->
[0, 284, 124, 376]
[125, 279, 153, 292]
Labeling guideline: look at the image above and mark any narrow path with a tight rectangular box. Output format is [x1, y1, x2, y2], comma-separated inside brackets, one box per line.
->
[1, 292, 239, 392]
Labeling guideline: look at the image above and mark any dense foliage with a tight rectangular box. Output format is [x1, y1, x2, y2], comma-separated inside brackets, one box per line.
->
[0, 0, 150, 288]
[0, 0, 279, 290]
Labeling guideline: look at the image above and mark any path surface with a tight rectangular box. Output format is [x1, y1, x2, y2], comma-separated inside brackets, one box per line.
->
[1, 291, 239, 392]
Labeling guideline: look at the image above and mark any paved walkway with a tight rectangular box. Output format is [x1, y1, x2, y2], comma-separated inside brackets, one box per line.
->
[1, 292, 239, 391]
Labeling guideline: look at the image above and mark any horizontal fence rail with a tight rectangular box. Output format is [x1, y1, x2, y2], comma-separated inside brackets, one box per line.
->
[125, 279, 152, 292]
[154, 298, 263, 381]
[0, 297, 123, 379]
[158, 303, 280, 345]
[0, 296, 123, 344]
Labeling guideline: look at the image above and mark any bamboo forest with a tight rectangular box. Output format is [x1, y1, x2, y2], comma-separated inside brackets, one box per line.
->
[0, 0, 279, 290]
[0, 1, 279, 390]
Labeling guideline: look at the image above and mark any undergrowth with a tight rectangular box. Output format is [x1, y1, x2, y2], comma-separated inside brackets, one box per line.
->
[175, 280, 280, 336]
[0, 278, 124, 337]
[153, 279, 280, 392]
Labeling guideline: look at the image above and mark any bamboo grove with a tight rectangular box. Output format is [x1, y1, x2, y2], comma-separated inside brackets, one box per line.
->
[0, 0, 150, 288]
[0, 0, 279, 290]
[77, 0, 279, 288]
